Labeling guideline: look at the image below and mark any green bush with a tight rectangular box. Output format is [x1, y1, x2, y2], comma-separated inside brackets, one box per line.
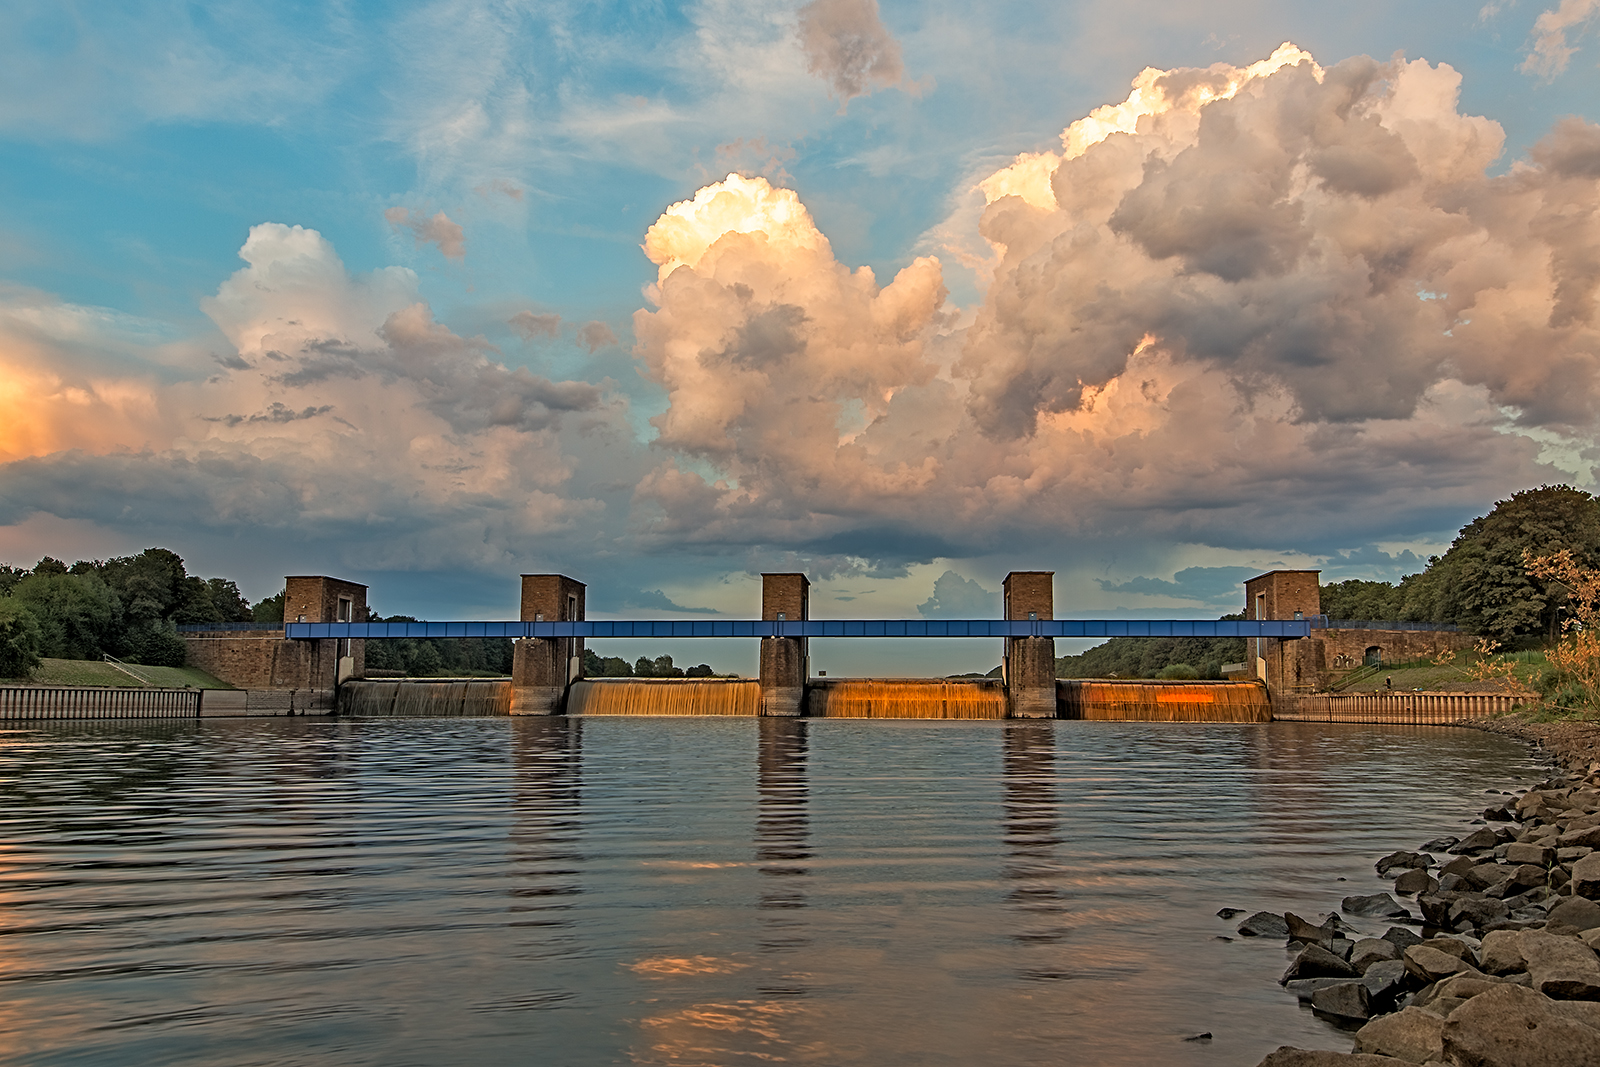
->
[1157, 663, 1199, 680]
[123, 623, 188, 668]
[0, 599, 44, 678]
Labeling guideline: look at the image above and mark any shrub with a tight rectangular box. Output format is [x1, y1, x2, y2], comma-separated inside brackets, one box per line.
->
[1157, 663, 1199, 680]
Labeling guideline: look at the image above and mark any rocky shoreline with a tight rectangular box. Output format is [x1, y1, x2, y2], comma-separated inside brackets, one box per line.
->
[1246, 715, 1600, 1067]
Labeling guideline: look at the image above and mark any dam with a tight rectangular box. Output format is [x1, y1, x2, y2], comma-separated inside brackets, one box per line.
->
[9, 566, 1491, 724]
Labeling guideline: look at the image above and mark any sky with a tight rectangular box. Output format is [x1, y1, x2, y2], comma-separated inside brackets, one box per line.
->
[4, 0, 1600, 676]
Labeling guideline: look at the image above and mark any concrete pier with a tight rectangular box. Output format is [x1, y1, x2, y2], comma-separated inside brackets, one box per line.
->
[1002, 571, 1057, 718]
[759, 573, 809, 717]
[511, 574, 586, 715]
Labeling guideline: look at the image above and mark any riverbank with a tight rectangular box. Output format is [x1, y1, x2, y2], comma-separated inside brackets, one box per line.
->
[1250, 711, 1600, 1066]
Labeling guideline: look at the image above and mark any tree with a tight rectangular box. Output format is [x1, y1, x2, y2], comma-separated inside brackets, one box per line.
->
[1523, 547, 1600, 709]
[1055, 616, 1246, 678]
[0, 599, 43, 678]
[253, 591, 285, 623]
[1319, 579, 1403, 621]
[11, 572, 121, 660]
[1400, 486, 1600, 639]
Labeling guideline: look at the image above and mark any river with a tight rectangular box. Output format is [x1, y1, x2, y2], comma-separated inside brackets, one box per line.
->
[0, 717, 1543, 1066]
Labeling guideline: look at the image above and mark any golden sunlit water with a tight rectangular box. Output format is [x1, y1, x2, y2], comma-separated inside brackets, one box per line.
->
[0, 718, 1542, 1066]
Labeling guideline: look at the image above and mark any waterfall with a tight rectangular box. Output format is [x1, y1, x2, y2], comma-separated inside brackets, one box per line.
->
[567, 679, 762, 716]
[806, 679, 1008, 718]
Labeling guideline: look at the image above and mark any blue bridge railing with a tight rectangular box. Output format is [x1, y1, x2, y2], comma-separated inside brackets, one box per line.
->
[274, 618, 1314, 640]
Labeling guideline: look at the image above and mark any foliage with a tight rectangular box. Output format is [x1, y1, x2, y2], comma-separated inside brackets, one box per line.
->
[252, 591, 285, 623]
[11, 572, 122, 660]
[1401, 486, 1600, 639]
[635, 654, 685, 678]
[122, 622, 189, 668]
[1318, 579, 1404, 621]
[1055, 617, 1245, 679]
[362, 614, 513, 677]
[1523, 547, 1600, 709]
[0, 599, 44, 678]
[583, 650, 635, 677]
[1157, 663, 1199, 680]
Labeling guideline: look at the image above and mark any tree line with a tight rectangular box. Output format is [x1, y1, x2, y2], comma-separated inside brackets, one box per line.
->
[1055, 485, 1600, 679]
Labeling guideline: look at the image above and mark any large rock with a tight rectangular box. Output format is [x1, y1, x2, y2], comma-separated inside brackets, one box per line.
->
[1382, 926, 1424, 952]
[1419, 892, 1459, 926]
[1452, 828, 1501, 854]
[1546, 895, 1600, 935]
[1394, 868, 1438, 896]
[1310, 981, 1372, 1022]
[1519, 929, 1600, 998]
[1285, 911, 1340, 946]
[1503, 864, 1551, 893]
[1480, 929, 1527, 975]
[1405, 944, 1481, 983]
[1562, 824, 1600, 850]
[1342, 892, 1409, 919]
[1450, 895, 1510, 929]
[1574, 851, 1600, 899]
[1505, 841, 1556, 867]
[1238, 911, 1290, 938]
[1284, 943, 1358, 983]
[1440, 855, 1478, 877]
[1376, 850, 1432, 876]
[1352, 1006, 1443, 1062]
[1463, 862, 1513, 891]
[1420, 937, 1478, 964]
[1251, 1049, 1418, 1067]
[1349, 937, 1399, 973]
[1441, 984, 1600, 1067]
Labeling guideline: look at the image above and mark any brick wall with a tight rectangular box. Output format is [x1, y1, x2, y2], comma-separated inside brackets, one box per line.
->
[760, 573, 809, 621]
[1002, 572, 1054, 620]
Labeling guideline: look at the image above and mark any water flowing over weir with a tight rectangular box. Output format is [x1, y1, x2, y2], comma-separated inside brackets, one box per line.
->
[1058, 680, 1270, 722]
[341, 679, 511, 716]
[567, 678, 762, 716]
[806, 679, 1008, 718]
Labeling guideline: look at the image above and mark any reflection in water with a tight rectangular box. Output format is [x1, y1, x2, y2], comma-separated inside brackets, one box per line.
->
[1001, 723, 1074, 976]
[503, 717, 583, 988]
[756, 719, 811, 980]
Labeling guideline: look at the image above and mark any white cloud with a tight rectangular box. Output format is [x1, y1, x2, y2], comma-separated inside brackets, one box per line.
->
[795, 0, 908, 106]
[385, 207, 467, 259]
[1523, 0, 1600, 78]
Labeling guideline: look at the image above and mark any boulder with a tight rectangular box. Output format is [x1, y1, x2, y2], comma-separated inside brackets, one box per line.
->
[1285, 912, 1339, 946]
[1377, 850, 1432, 876]
[1463, 862, 1513, 891]
[1251, 1049, 1419, 1067]
[1349, 937, 1399, 973]
[1451, 828, 1501, 854]
[1394, 868, 1438, 896]
[1238, 911, 1290, 938]
[1352, 1005, 1443, 1062]
[1519, 929, 1600, 998]
[1440, 855, 1478, 877]
[1360, 959, 1411, 1009]
[1419, 938, 1478, 964]
[1561, 824, 1600, 850]
[1382, 926, 1424, 952]
[1283, 943, 1359, 983]
[1441, 984, 1600, 1067]
[1311, 981, 1371, 1023]
[1405, 944, 1481, 983]
[1449, 895, 1510, 930]
[1421, 835, 1459, 852]
[1419, 892, 1458, 927]
[1545, 896, 1600, 935]
[1285, 977, 1365, 1002]
[1505, 842, 1556, 867]
[1506, 864, 1552, 892]
[1574, 852, 1600, 899]
[1479, 929, 1528, 975]
[1560, 845, 1596, 862]
[1342, 892, 1410, 919]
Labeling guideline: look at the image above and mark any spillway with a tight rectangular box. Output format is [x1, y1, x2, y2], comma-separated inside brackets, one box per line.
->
[566, 678, 762, 716]
[805, 679, 1008, 718]
[1056, 680, 1270, 722]
[340, 679, 512, 716]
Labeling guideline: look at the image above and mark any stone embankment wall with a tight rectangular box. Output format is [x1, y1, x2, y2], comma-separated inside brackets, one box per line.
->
[0, 686, 334, 719]
[1247, 724, 1600, 1067]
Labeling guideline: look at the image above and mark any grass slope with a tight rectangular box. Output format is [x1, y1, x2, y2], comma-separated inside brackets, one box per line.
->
[6, 659, 235, 689]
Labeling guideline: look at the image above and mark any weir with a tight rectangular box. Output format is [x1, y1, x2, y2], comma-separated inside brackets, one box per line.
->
[182, 566, 1498, 723]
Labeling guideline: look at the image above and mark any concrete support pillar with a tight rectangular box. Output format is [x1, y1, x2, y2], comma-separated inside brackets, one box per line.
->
[510, 574, 586, 715]
[1003, 571, 1057, 719]
[759, 573, 809, 717]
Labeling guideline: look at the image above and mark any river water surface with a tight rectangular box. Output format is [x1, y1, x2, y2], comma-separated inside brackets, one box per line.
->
[0, 718, 1544, 1066]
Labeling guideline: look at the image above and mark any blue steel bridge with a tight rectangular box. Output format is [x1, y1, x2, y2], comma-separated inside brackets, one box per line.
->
[280, 618, 1312, 640]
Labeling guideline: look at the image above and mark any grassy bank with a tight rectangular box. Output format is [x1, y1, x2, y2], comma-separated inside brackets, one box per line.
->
[5, 659, 234, 689]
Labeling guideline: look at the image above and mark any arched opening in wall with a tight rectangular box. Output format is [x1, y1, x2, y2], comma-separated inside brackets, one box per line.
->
[1363, 646, 1382, 668]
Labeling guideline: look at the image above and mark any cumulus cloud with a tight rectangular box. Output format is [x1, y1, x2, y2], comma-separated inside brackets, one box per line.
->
[917, 570, 997, 618]
[1523, 0, 1600, 77]
[384, 207, 467, 259]
[0, 223, 614, 572]
[795, 0, 907, 105]
[627, 50, 1585, 567]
